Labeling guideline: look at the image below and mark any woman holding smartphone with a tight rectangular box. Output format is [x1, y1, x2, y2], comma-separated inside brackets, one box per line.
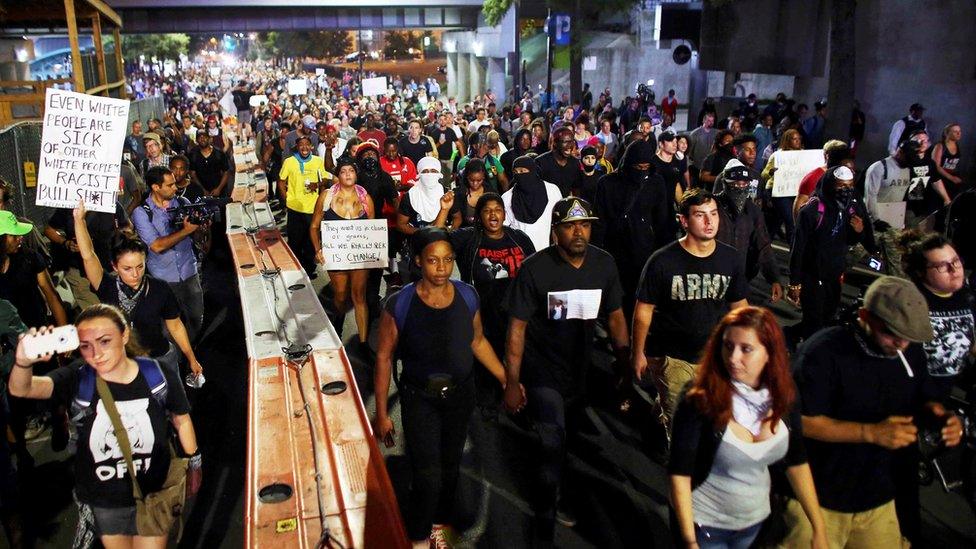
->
[10, 304, 201, 547]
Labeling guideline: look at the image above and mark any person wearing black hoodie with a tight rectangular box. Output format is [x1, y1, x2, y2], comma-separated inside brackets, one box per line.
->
[789, 165, 877, 338]
[592, 139, 674, 318]
[501, 128, 532, 181]
[714, 161, 783, 302]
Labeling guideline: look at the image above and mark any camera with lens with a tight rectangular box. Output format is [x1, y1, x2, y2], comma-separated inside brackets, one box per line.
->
[166, 197, 231, 230]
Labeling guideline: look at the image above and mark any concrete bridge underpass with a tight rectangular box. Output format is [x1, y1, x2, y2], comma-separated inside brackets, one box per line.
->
[106, 0, 483, 33]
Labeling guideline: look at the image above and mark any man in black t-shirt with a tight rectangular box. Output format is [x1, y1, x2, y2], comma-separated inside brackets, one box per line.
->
[785, 277, 962, 547]
[535, 127, 582, 197]
[188, 132, 230, 196]
[631, 188, 749, 427]
[427, 112, 463, 189]
[398, 119, 436, 167]
[504, 197, 629, 541]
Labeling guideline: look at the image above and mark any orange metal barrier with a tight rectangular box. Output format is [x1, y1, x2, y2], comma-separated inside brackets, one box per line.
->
[228, 148, 408, 548]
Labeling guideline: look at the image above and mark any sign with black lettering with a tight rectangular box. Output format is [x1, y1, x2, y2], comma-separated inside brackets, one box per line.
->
[320, 219, 389, 270]
[36, 89, 129, 213]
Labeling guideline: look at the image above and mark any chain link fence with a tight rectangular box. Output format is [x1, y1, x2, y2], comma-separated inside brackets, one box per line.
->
[0, 95, 165, 226]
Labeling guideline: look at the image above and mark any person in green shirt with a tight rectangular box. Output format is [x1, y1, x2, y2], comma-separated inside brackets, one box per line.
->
[456, 132, 508, 193]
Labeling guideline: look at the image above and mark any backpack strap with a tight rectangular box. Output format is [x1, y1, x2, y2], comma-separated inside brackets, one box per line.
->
[140, 200, 153, 223]
[393, 282, 418, 333]
[135, 357, 169, 410]
[73, 363, 97, 413]
[815, 198, 826, 230]
[450, 279, 479, 318]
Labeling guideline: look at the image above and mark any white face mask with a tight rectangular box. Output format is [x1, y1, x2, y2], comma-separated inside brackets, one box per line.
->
[419, 172, 441, 189]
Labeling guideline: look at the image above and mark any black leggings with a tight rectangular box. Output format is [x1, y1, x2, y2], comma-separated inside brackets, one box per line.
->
[399, 379, 476, 541]
[285, 209, 316, 276]
[799, 276, 842, 339]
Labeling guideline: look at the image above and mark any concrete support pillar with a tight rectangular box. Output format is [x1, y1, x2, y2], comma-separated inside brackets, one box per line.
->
[446, 52, 459, 99]
[487, 57, 507, 101]
[455, 52, 470, 103]
[469, 53, 486, 102]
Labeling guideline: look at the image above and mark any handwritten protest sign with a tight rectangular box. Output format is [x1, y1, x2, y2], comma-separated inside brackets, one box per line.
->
[321, 219, 389, 270]
[36, 89, 129, 213]
[288, 78, 308, 96]
[362, 76, 388, 97]
[771, 149, 824, 198]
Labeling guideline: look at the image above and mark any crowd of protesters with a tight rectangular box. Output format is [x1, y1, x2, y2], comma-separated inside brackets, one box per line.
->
[0, 58, 972, 549]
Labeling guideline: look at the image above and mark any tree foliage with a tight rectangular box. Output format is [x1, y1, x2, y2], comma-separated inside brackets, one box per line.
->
[383, 31, 422, 60]
[261, 31, 353, 59]
[121, 34, 189, 62]
[483, 0, 643, 27]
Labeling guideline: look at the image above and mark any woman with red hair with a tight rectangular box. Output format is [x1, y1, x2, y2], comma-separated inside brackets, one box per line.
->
[668, 306, 828, 548]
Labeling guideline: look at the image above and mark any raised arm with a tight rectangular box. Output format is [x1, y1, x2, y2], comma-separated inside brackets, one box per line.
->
[73, 200, 104, 291]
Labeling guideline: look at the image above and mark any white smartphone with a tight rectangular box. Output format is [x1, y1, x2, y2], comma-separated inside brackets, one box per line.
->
[21, 326, 79, 359]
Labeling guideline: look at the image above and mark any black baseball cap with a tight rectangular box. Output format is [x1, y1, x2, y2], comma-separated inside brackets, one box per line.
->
[551, 197, 599, 225]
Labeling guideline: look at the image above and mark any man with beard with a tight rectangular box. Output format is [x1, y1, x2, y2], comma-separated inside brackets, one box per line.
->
[503, 197, 630, 542]
[536, 127, 583, 197]
[188, 132, 230, 197]
[631, 189, 750, 430]
[357, 113, 388, 148]
[714, 160, 783, 303]
[592, 139, 674, 320]
[789, 166, 876, 338]
[278, 135, 329, 277]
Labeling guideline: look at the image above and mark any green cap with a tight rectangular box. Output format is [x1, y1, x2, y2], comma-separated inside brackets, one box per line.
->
[0, 211, 32, 236]
[863, 276, 933, 343]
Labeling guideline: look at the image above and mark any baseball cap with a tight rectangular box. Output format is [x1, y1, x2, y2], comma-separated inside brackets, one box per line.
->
[863, 276, 933, 343]
[142, 132, 161, 146]
[722, 159, 751, 181]
[551, 197, 598, 225]
[0, 211, 33, 236]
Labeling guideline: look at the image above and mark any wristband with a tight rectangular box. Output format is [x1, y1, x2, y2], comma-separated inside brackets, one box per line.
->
[13, 362, 33, 369]
[188, 453, 202, 470]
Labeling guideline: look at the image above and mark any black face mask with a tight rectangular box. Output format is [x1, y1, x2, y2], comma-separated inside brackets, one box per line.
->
[726, 186, 750, 212]
[361, 156, 379, 174]
[835, 187, 855, 206]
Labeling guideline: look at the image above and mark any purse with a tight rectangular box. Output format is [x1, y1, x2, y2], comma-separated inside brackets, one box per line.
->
[95, 377, 189, 539]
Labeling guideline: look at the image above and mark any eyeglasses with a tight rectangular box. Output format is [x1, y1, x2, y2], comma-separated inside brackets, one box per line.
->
[926, 257, 963, 273]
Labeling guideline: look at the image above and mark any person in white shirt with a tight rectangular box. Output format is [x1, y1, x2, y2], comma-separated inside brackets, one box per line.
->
[887, 103, 927, 155]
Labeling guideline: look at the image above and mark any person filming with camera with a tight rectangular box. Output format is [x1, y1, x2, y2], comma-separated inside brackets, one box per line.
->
[132, 166, 204, 341]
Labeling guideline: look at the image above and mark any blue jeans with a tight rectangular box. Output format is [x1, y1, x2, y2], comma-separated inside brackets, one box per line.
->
[696, 521, 762, 549]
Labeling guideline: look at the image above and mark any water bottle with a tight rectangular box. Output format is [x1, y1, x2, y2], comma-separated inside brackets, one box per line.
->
[185, 372, 206, 389]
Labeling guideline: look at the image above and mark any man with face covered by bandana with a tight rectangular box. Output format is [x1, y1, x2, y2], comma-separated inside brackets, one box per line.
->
[715, 159, 783, 302]
[790, 165, 877, 338]
[592, 138, 674, 320]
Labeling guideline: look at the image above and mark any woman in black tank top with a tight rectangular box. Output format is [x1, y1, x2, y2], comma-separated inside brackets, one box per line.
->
[311, 157, 374, 347]
[932, 123, 963, 197]
[372, 228, 514, 545]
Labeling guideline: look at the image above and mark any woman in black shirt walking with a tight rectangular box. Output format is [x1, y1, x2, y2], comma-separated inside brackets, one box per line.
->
[373, 228, 518, 548]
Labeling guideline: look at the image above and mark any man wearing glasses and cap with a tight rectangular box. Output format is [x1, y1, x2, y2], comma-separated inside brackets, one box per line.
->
[787, 276, 962, 547]
[503, 197, 630, 541]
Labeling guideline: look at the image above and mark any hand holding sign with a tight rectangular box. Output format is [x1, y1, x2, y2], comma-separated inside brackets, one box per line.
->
[36, 89, 129, 213]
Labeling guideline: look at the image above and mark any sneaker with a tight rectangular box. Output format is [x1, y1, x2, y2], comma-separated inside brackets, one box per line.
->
[556, 509, 577, 528]
[429, 524, 453, 549]
[24, 416, 47, 441]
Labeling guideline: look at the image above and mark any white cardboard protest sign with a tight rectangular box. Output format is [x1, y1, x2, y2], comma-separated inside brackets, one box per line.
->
[771, 149, 824, 198]
[36, 89, 129, 213]
[287, 78, 308, 96]
[249, 94, 268, 108]
[315, 68, 325, 76]
[321, 219, 389, 270]
[362, 76, 388, 97]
